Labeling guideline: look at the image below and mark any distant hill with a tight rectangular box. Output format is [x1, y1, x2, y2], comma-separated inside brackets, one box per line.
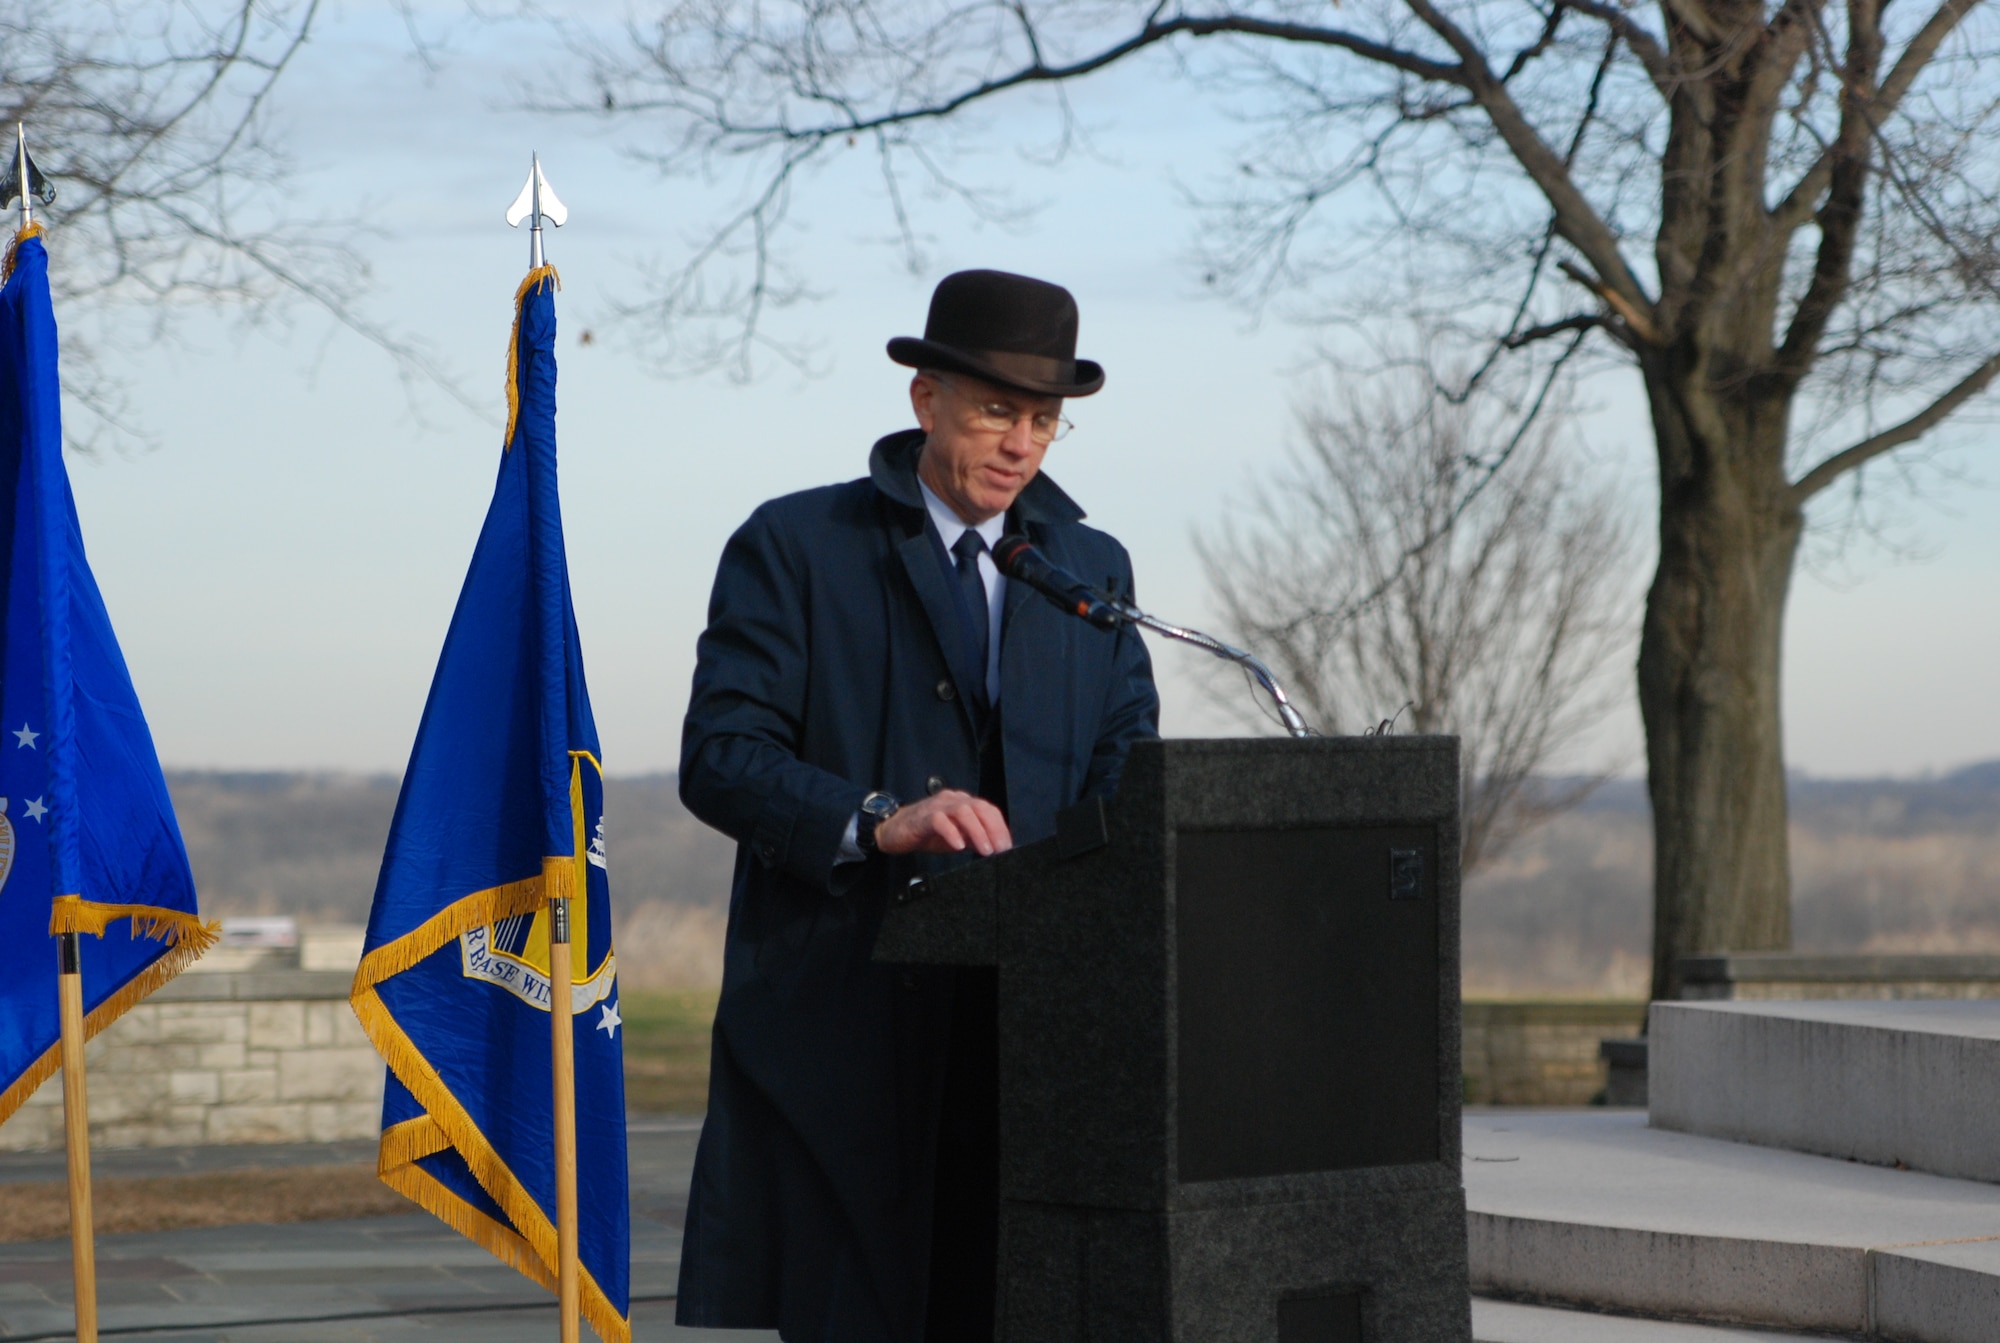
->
[1556, 763, 2000, 834]
[1464, 764, 2000, 996]
[162, 763, 2000, 995]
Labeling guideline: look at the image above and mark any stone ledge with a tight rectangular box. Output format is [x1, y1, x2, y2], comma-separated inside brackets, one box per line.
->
[1650, 1000, 2000, 1184]
[1679, 952, 2000, 985]
[150, 970, 353, 1003]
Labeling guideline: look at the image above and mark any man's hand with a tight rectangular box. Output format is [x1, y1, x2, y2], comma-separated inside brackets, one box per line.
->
[874, 790, 1012, 858]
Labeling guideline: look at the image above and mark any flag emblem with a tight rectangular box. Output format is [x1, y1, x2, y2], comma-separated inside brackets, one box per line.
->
[460, 770, 617, 1014]
[0, 800, 15, 889]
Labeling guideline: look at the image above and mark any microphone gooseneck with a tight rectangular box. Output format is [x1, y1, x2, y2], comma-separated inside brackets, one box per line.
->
[992, 535, 1315, 739]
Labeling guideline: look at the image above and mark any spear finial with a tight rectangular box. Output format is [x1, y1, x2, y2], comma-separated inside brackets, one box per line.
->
[3, 125, 55, 233]
[506, 153, 567, 269]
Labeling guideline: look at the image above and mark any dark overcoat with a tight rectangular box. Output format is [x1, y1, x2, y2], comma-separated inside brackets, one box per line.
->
[674, 429, 1159, 1342]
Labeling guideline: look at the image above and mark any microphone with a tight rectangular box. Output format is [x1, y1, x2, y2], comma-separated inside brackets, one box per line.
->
[992, 535, 1126, 630]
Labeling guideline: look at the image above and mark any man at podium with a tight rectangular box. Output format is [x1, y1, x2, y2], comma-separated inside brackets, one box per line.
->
[675, 268, 1159, 1342]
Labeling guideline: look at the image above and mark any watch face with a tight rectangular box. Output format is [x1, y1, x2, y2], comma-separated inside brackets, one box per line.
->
[862, 792, 899, 819]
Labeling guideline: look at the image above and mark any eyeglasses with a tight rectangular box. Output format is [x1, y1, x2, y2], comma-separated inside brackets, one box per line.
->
[932, 374, 1074, 444]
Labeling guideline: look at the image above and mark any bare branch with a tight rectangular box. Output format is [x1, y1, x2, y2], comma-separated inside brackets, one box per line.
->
[1558, 259, 1663, 344]
[1398, 0, 1656, 316]
[1777, 0, 1886, 375]
[5, 0, 484, 442]
[1773, 0, 1981, 234]
[1556, 0, 1680, 90]
[1791, 347, 2000, 500]
[1504, 313, 1602, 347]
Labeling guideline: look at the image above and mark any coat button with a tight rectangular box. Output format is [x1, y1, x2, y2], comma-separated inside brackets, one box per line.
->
[934, 678, 956, 702]
[926, 775, 946, 796]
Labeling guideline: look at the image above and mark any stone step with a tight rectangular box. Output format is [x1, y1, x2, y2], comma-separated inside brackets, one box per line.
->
[1649, 999, 2000, 1183]
[1472, 1297, 1848, 1343]
[1464, 1110, 2000, 1342]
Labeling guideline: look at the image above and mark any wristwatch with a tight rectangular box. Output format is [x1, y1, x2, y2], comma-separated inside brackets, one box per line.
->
[855, 791, 901, 857]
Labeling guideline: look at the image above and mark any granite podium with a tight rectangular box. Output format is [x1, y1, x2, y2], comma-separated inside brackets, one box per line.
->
[876, 736, 1470, 1343]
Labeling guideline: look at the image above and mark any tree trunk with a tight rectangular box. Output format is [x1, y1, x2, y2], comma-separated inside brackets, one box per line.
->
[1638, 370, 1803, 1003]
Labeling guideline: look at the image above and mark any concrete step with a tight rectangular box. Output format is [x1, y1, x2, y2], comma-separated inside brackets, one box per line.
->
[1472, 1297, 1849, 1343]
[1649, 999, 2000, 1183]
[1465, 1110, 2000, 1342]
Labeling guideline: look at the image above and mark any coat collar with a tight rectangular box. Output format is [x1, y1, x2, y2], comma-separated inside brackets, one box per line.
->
[867, 429, 1085, 527]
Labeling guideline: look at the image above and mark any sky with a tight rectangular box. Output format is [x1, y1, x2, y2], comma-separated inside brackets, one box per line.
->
[46, 0, 2000, 780]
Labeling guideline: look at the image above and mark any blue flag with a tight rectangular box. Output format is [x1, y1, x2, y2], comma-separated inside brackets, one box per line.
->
[350, 265, 629, 1342]
[0, 227, 212, 1126]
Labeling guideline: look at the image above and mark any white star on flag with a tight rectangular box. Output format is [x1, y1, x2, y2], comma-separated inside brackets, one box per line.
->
[12, 723, 37, 749]
[595, 1000, 621, 1040]
[23, 797, 47, 821]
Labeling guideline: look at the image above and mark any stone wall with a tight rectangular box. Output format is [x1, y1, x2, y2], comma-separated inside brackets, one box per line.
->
[1, 961, 1647, 1149]
[0, 966, 383, 1152]
[1462, 1000, 1647, 1106]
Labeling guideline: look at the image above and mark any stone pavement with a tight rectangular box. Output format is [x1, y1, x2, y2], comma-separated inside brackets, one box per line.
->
[1471, 1299, 1848, 1343]
[0, 1118, 777, 1342]
[6, 1112, 1891, 1342]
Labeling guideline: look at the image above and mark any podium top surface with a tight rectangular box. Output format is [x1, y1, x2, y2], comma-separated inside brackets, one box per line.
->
[1101, 735, 1458, 833]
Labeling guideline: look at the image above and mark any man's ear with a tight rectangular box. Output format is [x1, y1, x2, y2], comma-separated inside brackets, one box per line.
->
[910, 373, 939, 435]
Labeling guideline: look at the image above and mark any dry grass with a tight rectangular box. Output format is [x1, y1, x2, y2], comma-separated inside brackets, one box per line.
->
[623, 989, 719, 1114]
[616, 903, 727, 991]
[0, 1165, 407, 1242]
[1462, 797, 2000, 997]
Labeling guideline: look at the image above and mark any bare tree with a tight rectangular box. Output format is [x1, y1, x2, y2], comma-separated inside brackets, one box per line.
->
[1203, 366, 1633, 872]
[4, 0, 480, 445]
[550, 0, 2000, 999]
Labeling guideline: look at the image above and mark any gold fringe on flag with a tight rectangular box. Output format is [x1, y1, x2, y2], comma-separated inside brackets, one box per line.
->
[349, 874, 548, 989]
[49, 895, 219, 948]
[378, 1114, 555, 1291]
[349, 848, 628, 1342]
[502, 264, 561, 451]
[541, 852, 579, 906]
[2, 221, 46, 283]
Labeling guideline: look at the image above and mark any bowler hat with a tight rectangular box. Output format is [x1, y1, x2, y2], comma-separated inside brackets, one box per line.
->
[888, 269, 1104, 398]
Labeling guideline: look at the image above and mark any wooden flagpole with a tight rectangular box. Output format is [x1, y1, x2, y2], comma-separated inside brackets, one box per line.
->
[57, 931, 98, 1343]
[514, 154, 579, 1340]
[550, 893, 580, 1343]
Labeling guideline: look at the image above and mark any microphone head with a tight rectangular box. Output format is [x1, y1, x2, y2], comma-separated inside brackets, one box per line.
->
[992, 534, 1038, 576]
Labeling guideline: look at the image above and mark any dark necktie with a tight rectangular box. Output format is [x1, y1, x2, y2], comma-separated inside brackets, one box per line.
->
[951, 529, 989, 693]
